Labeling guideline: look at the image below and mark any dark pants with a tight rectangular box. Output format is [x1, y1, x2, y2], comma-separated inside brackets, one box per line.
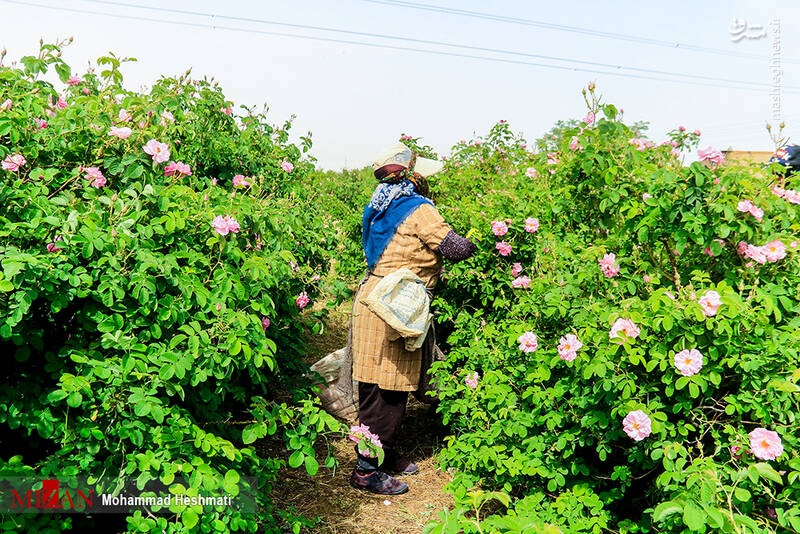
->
[356, 382, 408, 471]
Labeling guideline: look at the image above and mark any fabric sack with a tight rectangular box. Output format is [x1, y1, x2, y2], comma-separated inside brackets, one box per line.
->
[360, 268, 432, 351]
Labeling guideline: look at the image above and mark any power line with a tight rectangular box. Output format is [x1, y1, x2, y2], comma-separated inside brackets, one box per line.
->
[361, 0, 799, 65]
[74, 0, 798, 92]
[3, 0, 799, 95]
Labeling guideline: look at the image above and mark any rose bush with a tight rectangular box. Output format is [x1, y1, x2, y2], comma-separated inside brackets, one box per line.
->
[418, 86, 800, 532]
[0, 43, 347, 533]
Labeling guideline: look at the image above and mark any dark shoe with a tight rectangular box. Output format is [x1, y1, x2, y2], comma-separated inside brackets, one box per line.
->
[350, 468, 409, 495]
[383, 450, 419, 476]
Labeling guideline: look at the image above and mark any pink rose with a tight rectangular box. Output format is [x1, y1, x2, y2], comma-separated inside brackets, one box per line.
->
[262, 317, 270, 331]
[674, 349, 703, 376]
[698, 290, 721, 317]
[2, 153, 26, 172]
[748, 428, 783, 460]
[599, 253, 620, 278]
[569, 136, 583, 151]
[118, 108, 132, 123]
[160, 110, 175, 123]
[221, 106, 232, 116]
[491, 220, 508, 237]
[143, 139, 170, 163]
[784, 190, 800, 205]
[46, 235, 63, 253]
[610, 318, 640, 340]
[84, 167, 107, 188]
[764, 240, 786, 262]
[281, 159, 294, 173]
[0, 99, 12, 111]
[524, 217, 539, 233]
[67, 75, 83, 86]
[771, 186, 786, 198]
[546, 152, 559, 166]
[697, 146, 724, 165]
[642, 193, 652, 201]
[582, 112, 595, 124]
[33, 118, 47, 130]
[622, 410, 652, 441]
[211, 215, 240, 236]
[745, 244, 767, 265]
[511, 262, 523, 277]
[525, 167, 538, 178]
[557, 334, 582, 361]
[643, 275, 650, 283]
[108, 126, 132, 139]
[496, 241, 512, 256]
[678, 126, 686, 132]
[517, 331, 538, 353]
[511, 276, 531, 289]
[296, 291, 310, 309]
[464, 371, 479, 389]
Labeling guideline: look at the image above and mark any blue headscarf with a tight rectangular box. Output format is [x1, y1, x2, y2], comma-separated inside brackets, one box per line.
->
[362, 179, 432, 270]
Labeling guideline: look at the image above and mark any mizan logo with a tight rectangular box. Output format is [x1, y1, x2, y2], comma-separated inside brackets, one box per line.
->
[10, 479, 94, 510]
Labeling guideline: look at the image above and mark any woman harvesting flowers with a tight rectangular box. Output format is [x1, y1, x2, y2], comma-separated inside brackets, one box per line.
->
[350, 143, 477, 495]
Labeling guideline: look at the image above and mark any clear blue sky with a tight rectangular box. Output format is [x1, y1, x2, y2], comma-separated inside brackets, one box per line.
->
[1, 0, 797, 169]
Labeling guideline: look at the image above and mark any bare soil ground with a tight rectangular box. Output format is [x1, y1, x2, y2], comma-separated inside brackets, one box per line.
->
[271, 300, 453, 533]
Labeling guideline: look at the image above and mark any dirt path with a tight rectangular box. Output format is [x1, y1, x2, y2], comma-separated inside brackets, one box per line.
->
[271, 300, 454, 533]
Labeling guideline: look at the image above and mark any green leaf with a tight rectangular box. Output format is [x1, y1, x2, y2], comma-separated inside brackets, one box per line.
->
[682, 501, 705, 531]
[733, 487, 751, 501]
[182, 509, 199, 529]
[753, 462, 783, 484]
[288, 451, 304, 469]
[653, 501, 682, 522]
[304, 455, 319, 476]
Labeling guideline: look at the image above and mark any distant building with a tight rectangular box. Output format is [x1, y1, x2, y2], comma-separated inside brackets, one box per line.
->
[723, 150, 773, 164]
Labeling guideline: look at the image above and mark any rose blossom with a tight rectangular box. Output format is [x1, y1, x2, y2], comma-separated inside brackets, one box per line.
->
[643, 275, 651, 283]
[642, 193, 652, 201]
[2, 153, 26, 172]
[599, 253, 620, 278]
[609, 318, 640, 340]
[164, 161, 191, 177]
[211, 215, 240, 236]
[46, 235, 63, 253]
[33, 118, 47, 130]
[349, 424, 383, 457]
[764, 240, 786, 262]
[569, 136, 583, 151]
[464, 371, 479, 389]
[511, 276, 531, 289]
[230, 174, 251, 188]
[698, 146, 724, 165]
[143, 139, 170, 163]
[160, 110, 175, 123]
[108, 126, 132, 139]
[517, 331, 538, 353]
[622, 410, 652, 441]
[698, 290, 721, 316]
[496, 241, 512, 256]
[491, 220, 508, 236]
[583, 112, 595, 124]
[262, 317, 270, 331]
[748, 428, 783, 460]
[281, 159, 294, 173]
[84, 166, 107, 188]
[784, 189, 800, 205]
[0, 98, 12, 111]
[67, 75, 83, 86]
[557, 334, 582, 361]
[673, 349, 703, 376]
[525, 167, 538, 178]
[524, 217, 539, 233]
[511, 262, 523, 277]
[118, 108, 132, 123]
[296, 291, 310, 309]
[745, 244, 767, 265]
